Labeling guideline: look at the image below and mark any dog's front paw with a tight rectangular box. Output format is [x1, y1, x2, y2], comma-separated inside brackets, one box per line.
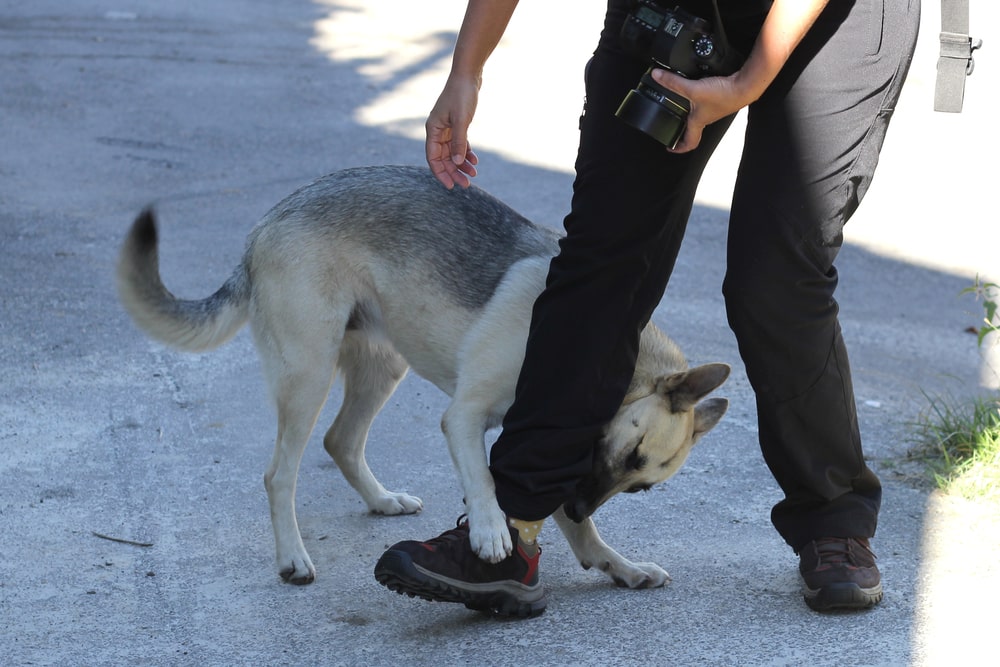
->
[278, 554, 317, 585]
[467, 509, 513, 564]
[585, 559, 670, 589]
[369, 491, 423, 516]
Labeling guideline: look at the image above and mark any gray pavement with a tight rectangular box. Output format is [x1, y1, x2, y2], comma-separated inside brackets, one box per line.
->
[2, 2, 998, 665]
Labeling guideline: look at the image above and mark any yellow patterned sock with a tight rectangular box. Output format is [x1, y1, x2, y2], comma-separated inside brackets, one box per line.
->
[508, 517, 544, 545]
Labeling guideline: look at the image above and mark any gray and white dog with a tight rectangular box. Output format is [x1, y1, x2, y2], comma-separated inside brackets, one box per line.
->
[117, 165, 729, 589]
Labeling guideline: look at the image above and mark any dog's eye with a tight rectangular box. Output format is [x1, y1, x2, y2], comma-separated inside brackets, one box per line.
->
[624, 442, 647, 471]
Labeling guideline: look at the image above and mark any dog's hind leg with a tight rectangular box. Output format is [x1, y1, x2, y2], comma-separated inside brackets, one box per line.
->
[323, 332, 422, 515]
[262, 367, 334, 584]
[257, 308, 343, 585]
[552, 506, 670, 589]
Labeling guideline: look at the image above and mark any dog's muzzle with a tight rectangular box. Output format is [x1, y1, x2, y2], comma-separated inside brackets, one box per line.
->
[563, 473, 606, 523]
[562, 498, 590, 524]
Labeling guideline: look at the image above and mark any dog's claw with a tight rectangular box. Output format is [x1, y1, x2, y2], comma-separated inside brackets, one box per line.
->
[279, 567, 316, 585]
[613, 561, 670, 589]
[589, 557, 669, 589]
[370, 492, 423, 516]
[472, 535, 512, 563]
[474, 544, 512, 564]
[277, 554, 317, 585]
[466, 506, 514, 563]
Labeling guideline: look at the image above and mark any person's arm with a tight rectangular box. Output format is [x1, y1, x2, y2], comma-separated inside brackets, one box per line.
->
[652, 0, 830, 153]
[426, 0, 520, 189]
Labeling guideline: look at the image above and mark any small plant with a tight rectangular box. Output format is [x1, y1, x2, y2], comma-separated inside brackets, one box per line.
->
[960, 276, 1000, 347]
[914, 393, 1000, 501]
[911, 277, 1000, 503]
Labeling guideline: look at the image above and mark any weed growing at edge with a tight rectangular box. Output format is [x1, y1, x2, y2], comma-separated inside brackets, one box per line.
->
[913, 393, 1000, 501]
[912, 277, 1000, 502]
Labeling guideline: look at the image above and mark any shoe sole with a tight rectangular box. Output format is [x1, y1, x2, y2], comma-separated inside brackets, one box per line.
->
[374, 550, 547, 618]
[803, 581, 883, 612]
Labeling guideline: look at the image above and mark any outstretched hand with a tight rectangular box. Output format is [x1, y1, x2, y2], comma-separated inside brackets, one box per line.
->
[426, 78, 480, 189]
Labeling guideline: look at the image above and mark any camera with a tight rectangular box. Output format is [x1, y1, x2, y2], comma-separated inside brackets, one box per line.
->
[615, 1, 743, 148]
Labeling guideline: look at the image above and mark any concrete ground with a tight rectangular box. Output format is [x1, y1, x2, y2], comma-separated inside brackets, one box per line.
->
[1, 1, 998, 665]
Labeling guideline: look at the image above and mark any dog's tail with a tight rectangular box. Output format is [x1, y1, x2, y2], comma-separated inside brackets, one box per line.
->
[117, 207, 250, 352]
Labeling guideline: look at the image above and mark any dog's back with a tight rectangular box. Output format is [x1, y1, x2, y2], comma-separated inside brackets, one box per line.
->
[119, 166, 561, 352]
[255, 166, 561, 311]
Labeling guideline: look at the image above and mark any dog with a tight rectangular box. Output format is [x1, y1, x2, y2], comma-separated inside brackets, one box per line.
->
[117, 165, 730, 589]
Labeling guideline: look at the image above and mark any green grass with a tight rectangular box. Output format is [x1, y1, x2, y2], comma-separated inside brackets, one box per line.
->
[913, 392, 1000, 502]
[910, 277, 1000, 503]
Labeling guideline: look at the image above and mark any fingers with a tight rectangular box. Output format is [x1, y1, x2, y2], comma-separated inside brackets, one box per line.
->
[649, 69, 702, 154]
[449, 144, 479, 188]
[425, 80, 480, 189]
[426, 120, 458, 189]
[427, 142, 478, 190]
[650, 67, 750, 154]
[668, 124, 704, 154]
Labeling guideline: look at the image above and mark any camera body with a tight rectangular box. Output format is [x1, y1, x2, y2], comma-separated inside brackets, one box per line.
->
[615, 1, 743, 147]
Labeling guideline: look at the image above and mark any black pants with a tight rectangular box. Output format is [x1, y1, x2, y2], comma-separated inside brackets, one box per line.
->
[490, 0, 920, 551]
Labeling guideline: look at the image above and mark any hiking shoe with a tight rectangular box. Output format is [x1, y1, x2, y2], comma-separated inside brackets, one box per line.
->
[799, 537, 883, 612]
[374, 516, 547, 618]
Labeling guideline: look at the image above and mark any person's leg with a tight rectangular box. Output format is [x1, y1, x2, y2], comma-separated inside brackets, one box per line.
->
[376, 0, 735, 616]
[489, 5, 734, 522]
[723, 0, 919, 610]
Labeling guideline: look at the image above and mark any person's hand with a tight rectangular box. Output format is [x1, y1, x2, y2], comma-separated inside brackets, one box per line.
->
[650, 0, 831, 154]
[426, 77, 480, 189]
[651, 69, 753, 154]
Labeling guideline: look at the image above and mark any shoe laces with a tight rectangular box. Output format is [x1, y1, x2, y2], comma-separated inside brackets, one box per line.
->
[813, 537, 875, 567]
[421, 515, 472, 549]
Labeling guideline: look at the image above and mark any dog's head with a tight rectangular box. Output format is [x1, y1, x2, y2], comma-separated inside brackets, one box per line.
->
[563, 362, 730, 522]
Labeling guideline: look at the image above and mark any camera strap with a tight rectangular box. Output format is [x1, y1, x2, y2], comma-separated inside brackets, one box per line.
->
[934, 0, 981, 112]
[708, 0, 729, 50]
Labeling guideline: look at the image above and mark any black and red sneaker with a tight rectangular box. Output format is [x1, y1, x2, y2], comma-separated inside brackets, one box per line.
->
[374, 516, 547, 618]
[799, 537, 883, 611]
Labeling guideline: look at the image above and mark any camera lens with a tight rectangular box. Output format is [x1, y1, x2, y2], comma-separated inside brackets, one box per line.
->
[615, 69, 690, 148]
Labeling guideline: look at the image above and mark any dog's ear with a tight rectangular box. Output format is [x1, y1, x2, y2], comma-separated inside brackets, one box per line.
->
[655, 362, 731, 412]
[693, 397, 728, 440]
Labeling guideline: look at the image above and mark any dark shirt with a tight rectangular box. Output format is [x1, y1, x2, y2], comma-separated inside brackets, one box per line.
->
[677, 0, 771, 54]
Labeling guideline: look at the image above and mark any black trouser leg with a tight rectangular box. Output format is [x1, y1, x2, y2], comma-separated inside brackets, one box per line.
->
[723, 0, 919, 550]
[490, 4, 733, 520]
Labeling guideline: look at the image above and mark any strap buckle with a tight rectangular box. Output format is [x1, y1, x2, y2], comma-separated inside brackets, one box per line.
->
[935, 32, 983, 112]
[966, 37, 983, 75]
[939, 31, 982, 75]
